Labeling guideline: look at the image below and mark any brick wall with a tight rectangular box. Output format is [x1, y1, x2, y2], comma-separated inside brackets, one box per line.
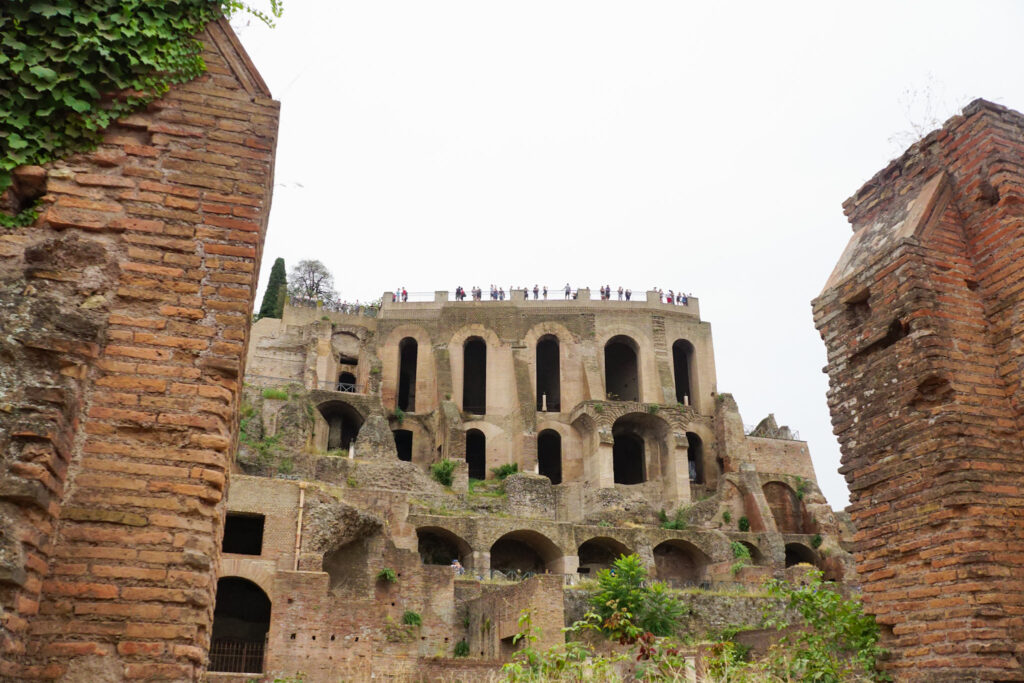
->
[0, 18, 278, 682]
[813, 99, 1024, 681]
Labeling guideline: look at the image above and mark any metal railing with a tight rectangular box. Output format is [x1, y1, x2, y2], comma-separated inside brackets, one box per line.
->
[243, 375, 367, 394]
[209, 638, 265, 674]
[290, 297, 380, 317]
[744, 424, 801, 441]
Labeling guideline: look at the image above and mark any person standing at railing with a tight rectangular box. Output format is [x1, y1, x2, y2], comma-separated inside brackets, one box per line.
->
[625, 288, 631, 301]
[533, 284, 539, 299]
[542, 285, 548, 299]
[564, 283, 571, 299]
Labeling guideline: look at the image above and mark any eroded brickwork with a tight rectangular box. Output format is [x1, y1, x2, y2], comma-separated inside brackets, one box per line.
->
[814, 99, 1024, 681]
[0, 19, 278, 681]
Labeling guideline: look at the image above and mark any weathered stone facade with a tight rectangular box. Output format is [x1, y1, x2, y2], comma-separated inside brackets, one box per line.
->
[0, 20, 278, 682]
[813, 99, 1024, 681]
[214, 293, 853, 679]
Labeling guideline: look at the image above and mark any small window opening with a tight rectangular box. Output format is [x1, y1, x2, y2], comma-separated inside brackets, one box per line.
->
[393, 429, 413, 462]
[537, 430, 562, 485]
[463, 337, 487, 414]
[536, 336, 560, 411]
[466, 429, 486, 480]
[222, 514, 265, 556]
[398, 338, 417, 412]
[604, 336, 639, 401]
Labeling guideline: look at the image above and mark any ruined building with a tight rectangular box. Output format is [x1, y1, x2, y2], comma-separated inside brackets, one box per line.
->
[814, 99, 1024, 682]
[210, 291, 854, 679]
[0, 19, 280, 682]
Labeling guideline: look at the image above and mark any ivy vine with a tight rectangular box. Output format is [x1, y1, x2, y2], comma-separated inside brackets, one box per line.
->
[0, 0, 281, 227]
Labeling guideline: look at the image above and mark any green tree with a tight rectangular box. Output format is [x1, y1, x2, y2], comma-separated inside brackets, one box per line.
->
[590, 554, 688, 638]
[257, 257, 287, 319]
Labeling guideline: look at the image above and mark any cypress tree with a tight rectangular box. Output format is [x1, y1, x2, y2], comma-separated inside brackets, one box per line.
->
[257, 258, 287, 319]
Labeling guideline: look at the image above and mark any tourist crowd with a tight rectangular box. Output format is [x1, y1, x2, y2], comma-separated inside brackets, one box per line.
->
[448, 285, 692, 304]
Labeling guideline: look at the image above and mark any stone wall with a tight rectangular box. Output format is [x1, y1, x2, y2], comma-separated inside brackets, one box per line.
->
[0, 19, 278, 682]
[813, 99, 1024, 681]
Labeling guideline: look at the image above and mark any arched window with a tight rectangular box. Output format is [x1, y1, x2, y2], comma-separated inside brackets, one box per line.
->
[466, 429, 486, 480]
[537, 430, 562, 485]
[686, 432, 704, 484]
[604, 336, 639, 401]
[318, 401, 363, 451]
[393, 429, 413, 462]
[536, 335, 560, 411]
[398, 337, 417, 412]
[672, 340, 694, 405]
[653, 541, 709, 587]
[210, 577, 271, 673]
[613, 433, 644, 484]
[337, 372, 356, 392]
[463, 337, 487, 414]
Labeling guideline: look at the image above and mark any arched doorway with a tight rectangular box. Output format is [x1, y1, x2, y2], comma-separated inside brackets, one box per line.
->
[210, 577, 271, 673]
[398, 337, 417, 411]
[672, 340, 694, 405]
[653, 540, 709, 587]
[785, 542, 817, 568]
[393, 429, 413, 462]
[416, 527, 472, 568]
[613, 433, 644, 484]
[490, 530, 562, 574]
[337, 371, 356, 392]
[577, 537, 631, 575]
[536, 335, 560, 411]
[318, 401, 363, 451]
[610, 413, 668, 485]
[604, 336, 639, 401]
[463, 337, 487, 414]
[739, 541, 765, 566]
[686, 432, 704, 484]
[466, 429, 486, 480]
[537, 430, 562, 485]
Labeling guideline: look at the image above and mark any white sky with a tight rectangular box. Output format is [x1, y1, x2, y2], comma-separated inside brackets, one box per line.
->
[233, 1, 1024, 510]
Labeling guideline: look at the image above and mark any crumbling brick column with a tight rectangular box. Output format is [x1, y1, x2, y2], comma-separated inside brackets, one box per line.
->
[0, 19, 278, 682]
[813, 99, 1024, 681]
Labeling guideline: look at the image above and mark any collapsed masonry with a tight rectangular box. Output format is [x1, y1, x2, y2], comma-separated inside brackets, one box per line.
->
[0, 19, 279, 682]
[814, 99, 1024, 682]
[211, 294, 854, 679]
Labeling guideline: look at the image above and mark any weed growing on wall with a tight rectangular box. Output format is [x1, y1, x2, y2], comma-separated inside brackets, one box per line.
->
[430, 459, 456, 487]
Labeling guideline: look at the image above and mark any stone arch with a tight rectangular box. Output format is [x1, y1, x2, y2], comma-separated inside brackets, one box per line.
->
[537, 429, 562, 485]
[463, 337, 487, 415]
[763, 481, 815, 534]
[416, 526, 473, 568]
[612, 412, 671, 485]
[785, 542, 818, 568]
[316, 399, 364, 452]
[686, 432, 704, 484]
[535, 334, 561, 412]
[449, 324, 503, 415]
[577, 537, 632, 575]
[604, 335, 640, 402]
[397, 337, 418, 412]
[653, 540, 709, 587]
[738, 541, 765, 566]
[379, 325, 434, 413]
[537, 419, 582, 484]
[465, 428, 486, 480]
[490, 529, 564, 574]
[210, 577, 271, 674]
[337, 371, 356, 392]
[672, 339, 695, 406]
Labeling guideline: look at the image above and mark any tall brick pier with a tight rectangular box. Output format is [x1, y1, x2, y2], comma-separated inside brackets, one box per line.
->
[813, 99, 1024, 681]
[0, 19, 278, 681]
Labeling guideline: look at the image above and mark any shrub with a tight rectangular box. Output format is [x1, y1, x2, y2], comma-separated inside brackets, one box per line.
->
[647, 403, 660, 414]
[659, 507, 689, 530]
[731, 541, 751, 560]
[795, 476, 809, 500]
[593, 403, 604, 414]
[376, 568, 397, 584]
[590, 554, 688, 638]
[738, 516, 750, 532]
[453, 639, 469, 657]
[401, 610, 422, 626]
[491, 463, 518, 480]
[811, 533, 823, 549]
[392, 407, 405, 423]
[262, 387, 289, 400]
[430, 459, 456, 487]
[722, 510, 732, 524]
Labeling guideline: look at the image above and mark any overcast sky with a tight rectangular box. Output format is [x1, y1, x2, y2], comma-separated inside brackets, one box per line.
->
[233, 1, 1024, 510]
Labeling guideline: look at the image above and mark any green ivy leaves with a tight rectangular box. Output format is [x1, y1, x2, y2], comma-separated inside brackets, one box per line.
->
[0, 0, 281, 227]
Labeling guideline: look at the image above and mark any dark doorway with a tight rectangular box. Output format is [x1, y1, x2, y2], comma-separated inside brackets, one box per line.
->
[398, 337, 417, 412]
[416, 527, 470, 567]
[686, 432, 704, 484]
[785, 543, 817, 568]
[612, 433, 645, 484]
[536, 335, 560, 411]
[337, 371, 356, 392]
[393, 429, 413, 462]
[463, 337, 487, 414]
[210, 577, 271, 673]
[604, 336, 639, 401]
[672, 340, 694, 405]
[319, 401, 363, 451]
[653, 541, 708, 587]
[577, 537, 630, 575]
[222, 514, 265, 556]
[466, 429, 486, 480]
[490, 530, 560, 575]
[537, 430, 562, 485]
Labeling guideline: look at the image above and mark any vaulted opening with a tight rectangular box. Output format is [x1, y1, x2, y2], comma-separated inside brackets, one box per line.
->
[398, 337, 417, 412]
[466, 429, 486, 480]
[613, 433, 645, 484]
[393, 429, 413, 462]
[604, 336, 639, 401]
[785, 542, 817, 568]
[653, 540, 709, 587]
[672, 339, 694, 405]
[463, 337, 487, 414]
[536, 335, 560, 411]
[490, 530, 561, 575]
[577, 537, 631, 575]
[764, 482, 813, 534]
[318, 400, 363, 451]
[686, 432, 704, 484]
[416, 527, 472, 568]
[537, 429, 562, 485]
[222, 513, 265, 556]
[337, 372, 356, 392]
[210, 577, 271, 674]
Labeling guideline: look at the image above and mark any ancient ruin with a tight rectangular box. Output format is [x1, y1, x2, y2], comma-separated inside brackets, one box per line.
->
[210, 291, 853, 679]
[814, 99, 1024, 681]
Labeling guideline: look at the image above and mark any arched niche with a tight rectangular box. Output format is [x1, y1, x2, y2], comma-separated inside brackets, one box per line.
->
[393, 429, 413, 462]
[764, 481, 815, 534]
[210, 577, 271, 673]
[785, 542, 818, 568]
[537, 429, 562, 485]
[653, 540, 709, 587]
[463, 337, 487, 414]
[398, 337, 418, 411]
[604, 335, 640, 402]
[686, 432, 704, 484]
[672, 339, 695, 406]
[536, 335, 560, 412]
[317, 400, 364, 451]
[416, 526, 473, 568]
[611, 412, 670, 485]
[577, 537, 631, 575]
[466, 429, 486, 480]
[490, 530, 563, 574]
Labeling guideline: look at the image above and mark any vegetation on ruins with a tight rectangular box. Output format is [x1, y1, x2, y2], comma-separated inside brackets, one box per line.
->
[375, 567, 397, 584]
[658, 507, 689, 530]
[491, 463, 519, 480]
[257, 257, 288, 319]
[0, 0, 281, 227]
[430, 458, 457, 487]
[590, 555, 689, 638]
[262, 387, 289, 400]
[401, 609, 422, 627]
[738, 516, 751, 532]
[453, 639, 470, 657]
[288, 259, 339, 304]
[722, 510, 732, 524]
[730, 541, 752, 576]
